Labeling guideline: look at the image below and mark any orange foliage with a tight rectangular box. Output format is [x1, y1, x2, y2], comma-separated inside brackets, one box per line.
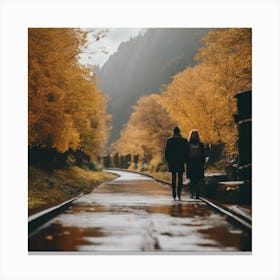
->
[161, 28, 251, 157]
[28, 28, 110, 159]
[112, 94, 176, 161]
[115, 28, 251, 159]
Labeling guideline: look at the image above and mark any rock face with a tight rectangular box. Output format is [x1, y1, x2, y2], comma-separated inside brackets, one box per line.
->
[96, 28, 211, 144]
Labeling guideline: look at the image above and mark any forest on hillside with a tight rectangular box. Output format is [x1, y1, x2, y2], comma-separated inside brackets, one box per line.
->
[28, 28, 252, 174]
[112, 28, 252, 171]
[96, 28, 211, 144]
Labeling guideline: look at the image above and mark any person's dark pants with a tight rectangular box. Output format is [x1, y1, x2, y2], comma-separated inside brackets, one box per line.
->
[190, 178, 202, 198]
[171, 171, 183, 198]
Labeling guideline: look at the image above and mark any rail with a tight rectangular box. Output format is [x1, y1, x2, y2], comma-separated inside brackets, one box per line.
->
[28, 193, 83, 237]
[106, 168, 252, 231]
[28, 169, 252, 237]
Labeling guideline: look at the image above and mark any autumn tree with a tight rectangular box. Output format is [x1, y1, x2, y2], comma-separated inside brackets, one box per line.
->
[28, 28, 110, 169]
[160, 28, 251, 157]
[195, 28, 251, 90]
[112, 28, 251, 170]
[112, 94, 176, 163]
[159, 63, 239, 154]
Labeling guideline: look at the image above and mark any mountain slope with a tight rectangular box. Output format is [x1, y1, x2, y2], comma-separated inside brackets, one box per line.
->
[96, 28, 211, 144]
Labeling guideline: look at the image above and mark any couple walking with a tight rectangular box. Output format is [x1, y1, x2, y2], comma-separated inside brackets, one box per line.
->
[165, 127, 206, 201]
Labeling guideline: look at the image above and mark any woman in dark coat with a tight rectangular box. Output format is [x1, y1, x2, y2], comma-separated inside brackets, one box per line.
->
[165, 127, 188, 200]
[186, 129, 206, 199]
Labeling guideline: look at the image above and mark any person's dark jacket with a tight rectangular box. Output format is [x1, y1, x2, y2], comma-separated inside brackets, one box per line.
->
[165, 135, 188, 172]
[186, 140, 206, 180]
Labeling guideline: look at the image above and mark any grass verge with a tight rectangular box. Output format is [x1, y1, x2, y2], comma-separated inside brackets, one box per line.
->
[28, 166, 118, 215]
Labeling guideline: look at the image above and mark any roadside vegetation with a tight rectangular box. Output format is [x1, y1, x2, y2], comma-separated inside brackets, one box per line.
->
[28, 166, 117, 215]
[112, 28, 252, 169]
[126, 156, 225, 184]
[28, 28, 116, 215]
[28, 28, 110, 173]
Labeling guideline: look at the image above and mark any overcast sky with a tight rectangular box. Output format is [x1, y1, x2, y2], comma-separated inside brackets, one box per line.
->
[79, 28, 146, 68]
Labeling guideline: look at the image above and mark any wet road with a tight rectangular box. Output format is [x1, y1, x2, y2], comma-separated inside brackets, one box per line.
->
[29, 170, 250, 252]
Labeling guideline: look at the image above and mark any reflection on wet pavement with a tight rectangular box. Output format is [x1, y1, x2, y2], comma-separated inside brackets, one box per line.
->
[29, 170, 250, 252]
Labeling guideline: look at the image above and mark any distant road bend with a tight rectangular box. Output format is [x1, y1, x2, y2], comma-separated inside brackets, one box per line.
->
[29, 170, 251, 252]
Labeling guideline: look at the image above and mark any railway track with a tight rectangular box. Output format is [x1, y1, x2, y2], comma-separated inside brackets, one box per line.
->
[28, 169, 252, 251]
[105, 168, 252, 232]
[28, 193, 83, 238]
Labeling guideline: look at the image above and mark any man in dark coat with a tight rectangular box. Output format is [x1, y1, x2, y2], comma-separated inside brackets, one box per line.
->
[165, 127, 188, 200]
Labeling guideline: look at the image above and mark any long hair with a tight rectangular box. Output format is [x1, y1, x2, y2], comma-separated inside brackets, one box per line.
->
[189, 129, 200, 142]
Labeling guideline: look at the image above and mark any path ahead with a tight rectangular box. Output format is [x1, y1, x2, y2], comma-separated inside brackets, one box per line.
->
[29, 170, 250, 252]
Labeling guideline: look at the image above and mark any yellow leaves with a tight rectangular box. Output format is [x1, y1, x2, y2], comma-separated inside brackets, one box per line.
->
[51, 114, 80, 153]
[112, 94, 176, 161]
[29, 28, 110, 158]
[195, 28, 252, 92]
[161, 28, 251, 157]
[114, 28, 251, 160]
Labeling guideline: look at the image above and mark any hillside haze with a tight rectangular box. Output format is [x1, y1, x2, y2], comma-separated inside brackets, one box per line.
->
[96, 28, 211, 145]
